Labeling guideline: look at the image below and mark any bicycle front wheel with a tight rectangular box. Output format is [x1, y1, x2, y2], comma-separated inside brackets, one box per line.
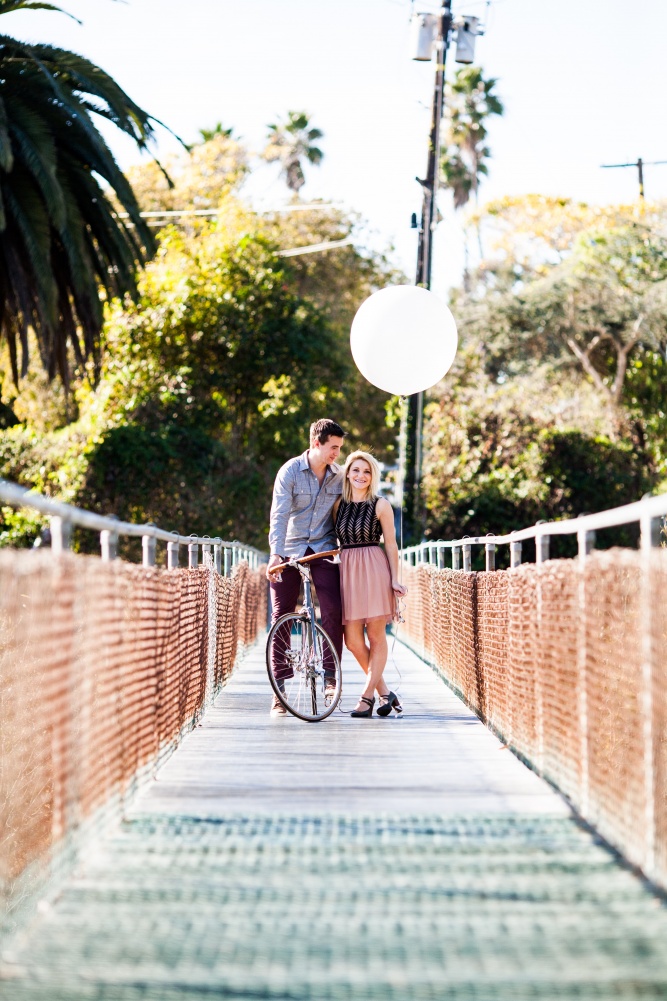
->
[266, 613, 342, 722]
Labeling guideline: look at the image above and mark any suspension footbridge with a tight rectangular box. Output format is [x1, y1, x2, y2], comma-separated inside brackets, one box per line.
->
[0, 480, 666, 999]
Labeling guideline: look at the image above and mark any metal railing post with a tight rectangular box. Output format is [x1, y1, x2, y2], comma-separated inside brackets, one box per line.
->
[50, 515, 71, 555]
[437, 545, 445, 570]
[167, 539, 180, 569]
[188, 538, 199, 568]
[100, 529, 118, 562]
[639, 511, 658, 875]
[224, 548, 231, 576]
[576, 542, 589, 815]
[462, 543, 472, 572]
[536, 533, 550, 564]
[213, 540, 222, 574]
[577, 528, 595, 561]
[485, 541, 496, 572]
[452, 545, 461, 570]
[142, 534, 156, 567]
[202, 540, 213, 568]
[510, 540, 522, 568]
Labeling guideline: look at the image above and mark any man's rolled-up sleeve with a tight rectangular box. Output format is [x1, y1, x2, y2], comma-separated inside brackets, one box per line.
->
[268, 464, 294, 556]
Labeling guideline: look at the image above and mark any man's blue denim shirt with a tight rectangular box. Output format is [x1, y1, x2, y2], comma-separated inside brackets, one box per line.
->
[269, 450, 343, 558]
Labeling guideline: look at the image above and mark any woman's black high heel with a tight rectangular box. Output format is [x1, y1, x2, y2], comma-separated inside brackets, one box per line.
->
[350, 695, 375, 718]
[377, 691, 402, 717]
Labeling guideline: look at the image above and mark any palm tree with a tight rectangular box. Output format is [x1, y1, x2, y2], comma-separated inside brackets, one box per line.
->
[440, 66, 503, 206]
[439, 66, 503, 266]
[0, 0, 163, 386]
[198, 122, 236, 143]
[262, 111, 323, 195]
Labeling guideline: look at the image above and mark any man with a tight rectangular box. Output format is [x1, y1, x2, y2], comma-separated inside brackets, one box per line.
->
[266, 418, 346, 716]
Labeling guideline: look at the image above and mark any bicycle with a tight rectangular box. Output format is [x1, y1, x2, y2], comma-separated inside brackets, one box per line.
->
[266, 549, 342, 722]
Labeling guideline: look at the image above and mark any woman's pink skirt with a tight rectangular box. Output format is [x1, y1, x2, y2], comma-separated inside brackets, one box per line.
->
[340, 546, 395, 625]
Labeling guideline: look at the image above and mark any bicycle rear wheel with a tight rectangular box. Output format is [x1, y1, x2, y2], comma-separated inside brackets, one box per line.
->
[266, 613, 341, 722]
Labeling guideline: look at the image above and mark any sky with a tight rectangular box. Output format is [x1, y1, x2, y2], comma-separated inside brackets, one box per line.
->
[4, 0, 667, 295]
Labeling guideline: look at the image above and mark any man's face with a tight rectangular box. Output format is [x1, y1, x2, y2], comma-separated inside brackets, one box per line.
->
[313, 436, 344, 465]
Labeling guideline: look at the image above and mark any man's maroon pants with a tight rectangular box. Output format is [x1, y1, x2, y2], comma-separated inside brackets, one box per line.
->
[270, 547, 343, 678]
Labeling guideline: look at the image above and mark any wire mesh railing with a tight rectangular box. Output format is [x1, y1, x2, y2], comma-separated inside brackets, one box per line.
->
[0, 481, 267, 928]
[401, 492, 667, 570]
[0, 478, 264, 571]
[399, 492, 667, 890]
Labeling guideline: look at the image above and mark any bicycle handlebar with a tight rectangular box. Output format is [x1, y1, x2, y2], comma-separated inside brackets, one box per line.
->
[268, 548, 341, 575]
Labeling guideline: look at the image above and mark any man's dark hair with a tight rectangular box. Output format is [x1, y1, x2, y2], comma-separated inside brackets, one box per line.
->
[310, 418, 346, 447]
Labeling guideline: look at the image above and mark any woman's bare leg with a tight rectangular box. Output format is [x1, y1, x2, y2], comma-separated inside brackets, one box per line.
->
[344, 621, 370, 674]
[360, 619, 390, 701]
[345, 620, 390, 712]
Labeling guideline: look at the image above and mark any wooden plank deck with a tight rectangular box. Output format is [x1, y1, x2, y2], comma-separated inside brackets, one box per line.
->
[5, 637, 667, 999]
[130, 636, 570, 819]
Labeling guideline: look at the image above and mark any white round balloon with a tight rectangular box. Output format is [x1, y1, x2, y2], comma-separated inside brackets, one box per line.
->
[350, 285, 458, 396]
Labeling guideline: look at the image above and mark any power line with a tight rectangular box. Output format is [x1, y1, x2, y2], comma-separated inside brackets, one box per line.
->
[600, 157, 667, 201]
[116, 202, 337, 222]
[277, 237, 354, 258]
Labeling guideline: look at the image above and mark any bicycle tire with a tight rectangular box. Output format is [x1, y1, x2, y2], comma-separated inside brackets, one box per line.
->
[266, 613, 342, 722]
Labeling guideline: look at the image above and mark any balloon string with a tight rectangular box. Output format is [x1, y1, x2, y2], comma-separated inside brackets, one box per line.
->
[388, 396, 407, 696]
[398, 395, 406, 588]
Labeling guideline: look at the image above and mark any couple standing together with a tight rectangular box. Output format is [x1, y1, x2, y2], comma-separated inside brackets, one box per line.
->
[266, 418, 408, 718]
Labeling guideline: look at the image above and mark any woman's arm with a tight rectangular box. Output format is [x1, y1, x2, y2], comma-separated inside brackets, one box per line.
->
[376, 498, 408, 595]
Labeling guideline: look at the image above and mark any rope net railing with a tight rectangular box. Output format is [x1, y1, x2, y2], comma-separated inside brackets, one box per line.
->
[0, 551, 267, 924]
[400, 548, 667, 889]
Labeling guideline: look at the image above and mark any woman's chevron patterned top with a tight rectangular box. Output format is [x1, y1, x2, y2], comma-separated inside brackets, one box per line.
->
[335, 498, 382, 547]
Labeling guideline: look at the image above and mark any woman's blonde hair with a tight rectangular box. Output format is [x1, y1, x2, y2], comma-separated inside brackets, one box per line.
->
[341, 450, 381, 502]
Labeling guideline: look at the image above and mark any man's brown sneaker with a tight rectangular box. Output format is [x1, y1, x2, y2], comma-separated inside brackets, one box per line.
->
[270, 693, 287, 717]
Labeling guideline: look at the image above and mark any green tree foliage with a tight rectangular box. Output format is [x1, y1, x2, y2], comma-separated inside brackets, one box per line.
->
[123, 132, 248, 220]
[0, 0, 162, 386]
[420, 198, 667, 548]
[460, 205, 667, 430]
[262, 111, 323, 194]
[261, 203, 403, 452]
[422, 348, 653, 560]
[0, 188, 402, 550]
[198, 122, 236, 142]
[100, 222, 344, 456]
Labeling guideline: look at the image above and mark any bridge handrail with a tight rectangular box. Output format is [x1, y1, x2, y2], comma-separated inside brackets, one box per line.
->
[0, 477, 266, 570]
[401, 491, 667, 568]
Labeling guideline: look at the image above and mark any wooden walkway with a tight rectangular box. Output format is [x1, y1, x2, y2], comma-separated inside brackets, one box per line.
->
[3, 639, 667, 1000]
[131, 639, 569, 819]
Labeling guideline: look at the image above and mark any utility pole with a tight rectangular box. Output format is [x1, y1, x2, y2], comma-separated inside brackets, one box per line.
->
[403, 2, 453, 543]
[601, 158, 667, 202]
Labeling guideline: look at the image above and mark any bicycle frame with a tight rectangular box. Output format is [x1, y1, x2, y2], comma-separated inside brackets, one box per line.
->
[267, 549, 342, 721]
[299, 564, 318, 645]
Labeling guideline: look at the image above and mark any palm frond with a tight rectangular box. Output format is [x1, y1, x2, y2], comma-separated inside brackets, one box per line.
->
[0, 1, 80, 20]
[262, 111, 324, 194]
[0, 95, 13, 171]
[0, 28, 162, 384]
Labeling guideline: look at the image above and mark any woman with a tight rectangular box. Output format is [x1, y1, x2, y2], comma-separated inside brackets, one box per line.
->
[333, 450, 407, 718]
